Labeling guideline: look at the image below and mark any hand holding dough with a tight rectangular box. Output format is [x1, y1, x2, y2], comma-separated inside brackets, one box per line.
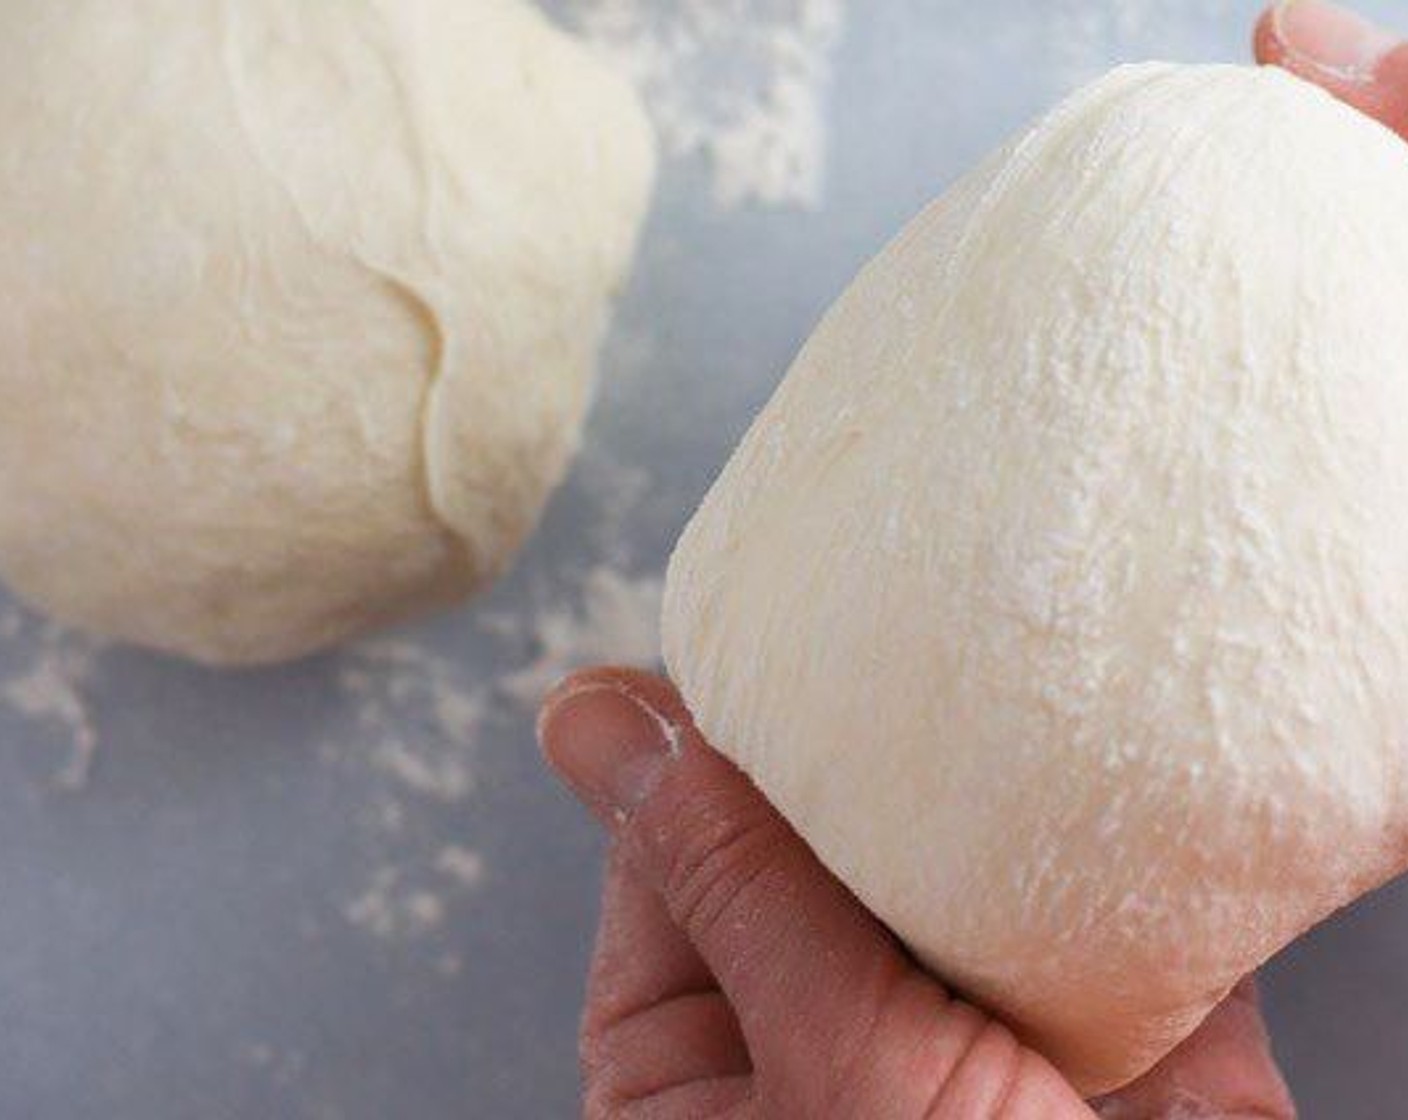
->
[0, 0, 655, 665]
[664, 63, 1408, 1093]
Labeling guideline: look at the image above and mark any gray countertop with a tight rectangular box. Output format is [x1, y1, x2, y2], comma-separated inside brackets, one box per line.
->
[2, 2, 1404, 1116]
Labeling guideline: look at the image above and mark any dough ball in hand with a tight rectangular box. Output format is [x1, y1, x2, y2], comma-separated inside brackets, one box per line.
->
[663, 63, 1408, 1094]
[0, 0, 655, 665]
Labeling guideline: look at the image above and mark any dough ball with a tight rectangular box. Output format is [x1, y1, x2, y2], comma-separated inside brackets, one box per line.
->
[663, 63, 1408, 1094]
[0, 0, 655, 665]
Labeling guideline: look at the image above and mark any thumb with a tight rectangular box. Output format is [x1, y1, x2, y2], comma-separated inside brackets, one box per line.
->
[537, 669, 913, 1075]
[1255, 1, 1408, 137]
[538, 669, 1089, 1117]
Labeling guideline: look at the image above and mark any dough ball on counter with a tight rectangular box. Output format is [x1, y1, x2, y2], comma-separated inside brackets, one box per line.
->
[664, 63, 1408, 1093]
[0, 0, 655, 665]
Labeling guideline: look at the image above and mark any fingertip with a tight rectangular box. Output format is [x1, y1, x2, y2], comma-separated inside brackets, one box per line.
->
[537, 671, 682, 823]
[538, 671, 608, 743]
[1254, 5, 1285, 67]
[540, 666, 642, 718]
[1261, 2, 1408, 116]
[1253, 2, 1408, 137]
[541, 667, 691, 735]
[1268, 1, 1402, 76]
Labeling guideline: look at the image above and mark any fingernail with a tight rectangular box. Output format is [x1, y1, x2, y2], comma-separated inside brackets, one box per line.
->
[538, 681, 677, 823]
[1274, 0, 1402, 79]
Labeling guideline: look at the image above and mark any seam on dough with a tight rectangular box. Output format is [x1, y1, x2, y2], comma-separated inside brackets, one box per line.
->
[217, 6, 480, 586]
[371, 269, 484, 586]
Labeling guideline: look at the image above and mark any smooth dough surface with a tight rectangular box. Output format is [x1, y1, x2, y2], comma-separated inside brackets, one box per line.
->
[664, 63, 1408, 1094]
[0, 0, 655, 665]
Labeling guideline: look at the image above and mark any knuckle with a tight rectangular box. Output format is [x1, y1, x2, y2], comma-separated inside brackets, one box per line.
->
[580, 1008, 643, 1090]
[582, 1082, 621, 1120]
[649, 788, 785, 943]
[923, 1014, 1026, 1120]
[579, 1024, 628, 1118]
[579, 1018, 609, 1076]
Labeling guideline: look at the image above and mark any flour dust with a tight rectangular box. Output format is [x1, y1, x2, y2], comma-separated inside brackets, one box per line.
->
[0, 607, 106, 791]
[568, 0, 847, 210]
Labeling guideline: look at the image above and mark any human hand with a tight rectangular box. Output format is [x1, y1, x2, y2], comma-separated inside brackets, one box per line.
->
[1256, 1, 1408, 133]
[540, 670, 1294, 1118]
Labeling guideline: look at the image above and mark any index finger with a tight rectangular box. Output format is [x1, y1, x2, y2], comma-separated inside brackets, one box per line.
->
[1094, 980, 1296, 1119]
[1255, 1, 1408, 137]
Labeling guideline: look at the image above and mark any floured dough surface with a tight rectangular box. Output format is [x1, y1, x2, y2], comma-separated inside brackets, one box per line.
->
[0, 0, 655, 664]
[664, 63, 1408, 1093]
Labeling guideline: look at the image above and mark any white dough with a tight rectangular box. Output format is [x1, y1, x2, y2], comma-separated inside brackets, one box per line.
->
[663, 63, 1408, 1094]
[0, 0, 655, 665]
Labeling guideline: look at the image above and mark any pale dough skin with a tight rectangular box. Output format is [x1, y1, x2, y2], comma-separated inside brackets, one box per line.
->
[664, 64, 1408, 1094]
[0, 0, 655, 665]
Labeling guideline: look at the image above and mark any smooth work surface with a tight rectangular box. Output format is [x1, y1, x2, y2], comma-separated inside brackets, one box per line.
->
[0, 2, 1402, 1116]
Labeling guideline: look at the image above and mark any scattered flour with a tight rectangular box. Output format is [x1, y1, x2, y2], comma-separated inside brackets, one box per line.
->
[436, 846, 488, 890]
[0, 608, 105, 790]
[331, 638, 494, 947]
[337, 640, 488, 805]
[345, 868, 447, 940]
[333, 559, 662, 948]
[570, 0, 847, 210]
[372, 740, 475, 803]
[500, 566, 666, 706]
[576, 450, 654, 566]
[342, 856, 487, 944]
